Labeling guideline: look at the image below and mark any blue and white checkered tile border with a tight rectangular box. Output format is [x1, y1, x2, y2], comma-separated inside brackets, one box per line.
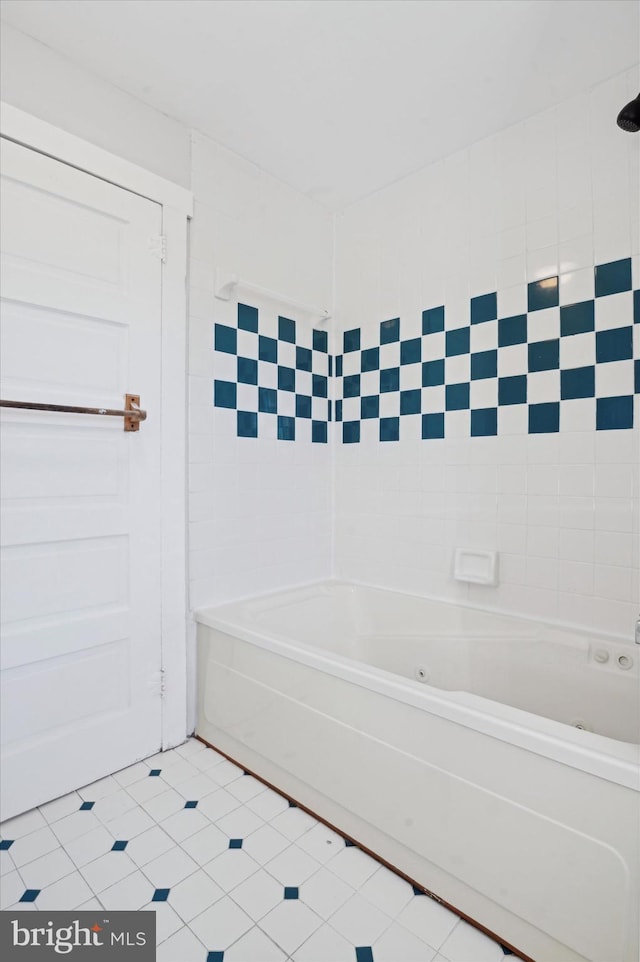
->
[213, 303, 330, 442]
[212, 258, 639, 442]
[337, 257, 639, 442]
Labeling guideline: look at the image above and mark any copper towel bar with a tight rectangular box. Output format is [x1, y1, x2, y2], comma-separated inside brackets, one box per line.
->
[0, 393, 146, 431]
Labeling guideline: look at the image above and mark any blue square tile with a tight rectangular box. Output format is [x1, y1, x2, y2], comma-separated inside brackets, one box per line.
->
[335, 400, 343, 422]
[312, 421, 328, 443]
[445, 327, 470, 357]
[528, 339, 559, 372]
[238, 303, 258, 333]
[184, 801, 198, 809]
[278, 366, 296, 392]
[214, 324, 237, 354]
[237, 356, 258, 385]
[313, 329, 328, 352]
[344, 328, 361, 353]
[634, 289, 640, 324]
[380, 417, 399, 442]
[595, 258, 632, 297]
[228, 838, 243, 849]
[596, 327, 633, 363]
[400, 338, 421, 365]
[284, 887, 299, 899]
[336, 355, 343, 377]
[277, 416, 295, 441]
[111, 840, 128, 851]
[596, 396, 633, 430]
[471, 408, 498, 436]
[296, 347, 313, 372]
[278, 316, 296, 343]
[207, 954, 224, 962]
[361, 347, 380, 372]
[258, 387, 277, 414]
[343, 421, 360, 443]
[313, 374, 328, 398]
[498, 314, 527, 347]
[498, 375, 527, 406]
[79, 801, 95, 810]
[343, 374, 361, 398]
[400, 389, 421, 415]
[422, 306, 445, 335]
[328, 400, 332, 421]
[361, 395, 380, 419]
[471, 350, 497, 380]
[635, 359, 640, 394]
[528, 276, 559, 312]
[529, 402, 559, 434]
[380, 367, 400, 393]
[214, 380, 237, 410]
[422, 359, 444, 387]
[328, 355, 333, 377]
[0, 840, 14, 850]
[471, 291, 497, 325]
[380, 317, 400, 343]
[259, 335, 278, 363]
[20, 890, 40, 902]
[237, 411, 258, 438]
[560, 301, 594, 337]
[355, 948, 374, 962]
[561, 366, 595, 400]
[445, 382, 470, 410]
[296, 394, 312, 419]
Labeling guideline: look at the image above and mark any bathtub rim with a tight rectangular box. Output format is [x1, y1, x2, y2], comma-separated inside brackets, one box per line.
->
[195, 580, 640, 791]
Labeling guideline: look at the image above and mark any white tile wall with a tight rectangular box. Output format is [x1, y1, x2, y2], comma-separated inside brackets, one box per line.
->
[333, 67, 640, 639]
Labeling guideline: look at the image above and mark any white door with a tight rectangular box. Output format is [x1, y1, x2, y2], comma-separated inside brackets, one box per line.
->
[0, 139, 164, 820]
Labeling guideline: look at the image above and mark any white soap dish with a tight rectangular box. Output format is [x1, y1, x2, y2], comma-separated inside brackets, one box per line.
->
[454, 548, 499, 586]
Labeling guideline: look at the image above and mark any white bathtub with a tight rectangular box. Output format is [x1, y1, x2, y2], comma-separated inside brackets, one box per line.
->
[196, 581, 640, 962]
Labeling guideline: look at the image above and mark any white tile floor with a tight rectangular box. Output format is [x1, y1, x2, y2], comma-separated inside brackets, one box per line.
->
[0, 738, 525, 962]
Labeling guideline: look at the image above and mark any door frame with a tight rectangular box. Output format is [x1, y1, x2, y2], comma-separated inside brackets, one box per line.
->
[0, 102, 193, 752]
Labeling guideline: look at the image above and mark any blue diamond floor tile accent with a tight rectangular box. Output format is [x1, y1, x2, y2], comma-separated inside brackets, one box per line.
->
[148, 770, 161, 777]
[111, 840, 128, 851]
[184, 801, 198, 809]
[595, 258, 632, 297]
[412, 885, 427, 896]
[207, 953, 224, 962]
[0, 840, 14, 850]
[229, 838, 243, 849]
[501, 946, 515, 956]
[20, 890, 40, 902]
[79, 802, 95, 810]
[288, 801, 298, 808]
[344, 839, 356, 847]
[152, 889, 170, 902]
[284, 887, 299, 899]
[355, 948, 374, 962]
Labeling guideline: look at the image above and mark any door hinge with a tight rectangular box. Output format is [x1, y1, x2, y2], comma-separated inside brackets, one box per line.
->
[159, 668, 166, 698]
[148, 234, 167, 262]
[149, 669, 166, 697]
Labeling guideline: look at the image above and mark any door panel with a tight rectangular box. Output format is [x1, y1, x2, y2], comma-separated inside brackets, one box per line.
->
[0, 139, 164, 819]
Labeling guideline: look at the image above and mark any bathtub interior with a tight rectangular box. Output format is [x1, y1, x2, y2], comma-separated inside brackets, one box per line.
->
[205, 580, 640, 745]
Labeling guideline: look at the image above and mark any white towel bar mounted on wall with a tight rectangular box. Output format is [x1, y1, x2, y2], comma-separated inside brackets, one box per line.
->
[214, 270, 331, 323]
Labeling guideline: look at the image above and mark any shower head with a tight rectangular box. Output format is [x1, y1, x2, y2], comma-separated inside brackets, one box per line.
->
[616, 92, 640, 132]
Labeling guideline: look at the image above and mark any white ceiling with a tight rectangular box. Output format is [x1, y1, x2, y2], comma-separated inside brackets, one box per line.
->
[1, 0, 638, 209]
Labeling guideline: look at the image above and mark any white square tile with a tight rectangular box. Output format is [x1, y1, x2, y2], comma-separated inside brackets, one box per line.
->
[359, 866, 414, 917]
[469, 379, 498, 409]
[142, 901, 182, 943]
[242, 825, 290, 865]
[595, 360, 634, 397]
[378, 392, 400, 418]
[78, 775, 121, 802]
[379, 341, 401, 368]
[198, 788, 241, 823]
[374, 921, 439, 962]
[189, 895, 253, 949]
[38, 793, 82, 825]
[497, 344, 527, 377]
[216, 806, 264, 839]
[160, 808, 210, 843]
[528, 306, 560, 341]
[180, 823, 229, 866]
[329, 892, 392, 943]
[126, 776, 170, 805]
[296, 823, 344, 865]
[141, 846, 199, 888]
[92, 790, 139, 824]
[156, 925, 207, 962]
[229, 867, 282, 921]
[207, 760, 244, 788]
[65, 826, 116, 868]
[439, 919, 506, 961]
[103, 806, 155, 841]
[144, 747, 187, 770]
[258, 361, 278, 390]
[399, 364, 422, 391]
[291, 923, 353, 962]
[79, 851, 137, 894]
[113, 762, 150, 788]
[444, 354, 470, 383]
[1, 869, 25, 908]
[152, 759, 200, 789]
[259, 899, 322, 955]
[560, 398, 595, 432]
[203, 849, 261, 892]
[325, 847, 379, 889]
[75, 898, 103, 911]
[246, 789, 289, 822]
[9, 826, 61, 867]
[422, 385, 445, 413]
[559, 331, 595, 367]
[126, 827, 175, 867]
[497, 285, 527, 318]
[559, 267, 594, 304]
[225, 926, 288, 961]
[559, 235, 593, 275]
[527, 370, 559, 404]
[190, 747, 229, 773]
[36, 870, 94, 910]
[298, 867, 354, 921]
[141, 789, 187, 823]
[265, 845, 321, 886]
[167, 868, 224, 923]
[0, 850, 15, 877]
[227, 776, 267, 804]
[49, 810, 101, 845]
[20, 848, 77, 890]
[396, 895, 459, 950]
[99, 869, 155, 910]
[469, 321, 498, 353]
